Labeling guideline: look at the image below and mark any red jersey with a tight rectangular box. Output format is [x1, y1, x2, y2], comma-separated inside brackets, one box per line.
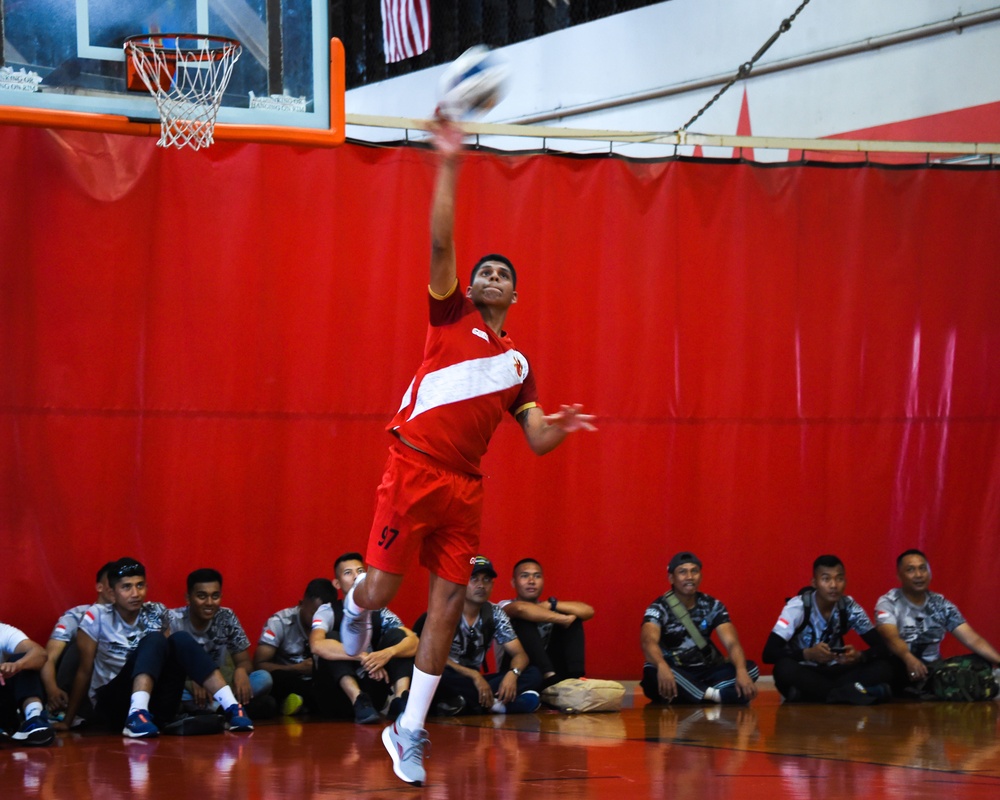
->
[389, 287, 538, 475]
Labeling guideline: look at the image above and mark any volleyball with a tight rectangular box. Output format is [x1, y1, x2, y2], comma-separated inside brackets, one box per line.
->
[437, 45, 510, 121]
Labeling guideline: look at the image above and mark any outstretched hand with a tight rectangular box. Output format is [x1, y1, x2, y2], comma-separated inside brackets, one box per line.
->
[543, 404, 597, 433]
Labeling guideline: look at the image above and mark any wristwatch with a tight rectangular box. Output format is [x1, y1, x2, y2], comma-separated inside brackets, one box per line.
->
[548, 596, 558, 611]
[511, 667, 522, 676]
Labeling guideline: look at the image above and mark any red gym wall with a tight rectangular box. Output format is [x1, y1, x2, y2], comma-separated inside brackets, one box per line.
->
[2, 126, 999, 678]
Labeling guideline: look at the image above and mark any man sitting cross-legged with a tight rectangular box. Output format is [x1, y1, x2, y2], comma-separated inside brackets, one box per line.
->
[498, 557, 594, 687]
[310, 553, 418, 724]
[416, 556, 542, 717]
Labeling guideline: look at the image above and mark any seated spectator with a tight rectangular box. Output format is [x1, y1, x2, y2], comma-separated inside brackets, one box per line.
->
[254, 578, 337, 715]
[310, 553, 418, 724]
[0, 622, 54, 745]
[40, 560, 116, 720]
[169, 568, 274, 717]
[416, 556, 542, 716]
[875, 549, 1000, 696]
[641, 551, 759, 705]
[58, 557, 254, 738]
[762, 555, 893, 704]
[498, 557, 593, 686]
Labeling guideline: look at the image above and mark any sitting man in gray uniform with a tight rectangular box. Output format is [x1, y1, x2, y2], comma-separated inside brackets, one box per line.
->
[417, 556, 542, 716]
[40, 561, 116, 721]
[641, 551, 758, 705]
[169, 568, 273, 716]
[310, 553, 418, 724]
[875, 549, 1000, 696]
[762, 554, 892, 704]
[254, 578, 338, 715]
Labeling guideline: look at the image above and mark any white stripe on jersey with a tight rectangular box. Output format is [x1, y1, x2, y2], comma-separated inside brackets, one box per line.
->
[406, 350, 528, 421]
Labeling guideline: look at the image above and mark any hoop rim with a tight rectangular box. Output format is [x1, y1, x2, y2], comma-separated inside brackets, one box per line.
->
[123, 32, 242, 56]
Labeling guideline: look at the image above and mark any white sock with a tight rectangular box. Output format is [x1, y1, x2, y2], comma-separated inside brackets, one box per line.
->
[490, 699, 506, 713]
[128, 691, 151, 715]
[703, 686, 722, 703]
[345, 572, 368, 616]
[214, 686, 238, 710]
[398, 667, 440, 731]
[23, 701, 43, 720]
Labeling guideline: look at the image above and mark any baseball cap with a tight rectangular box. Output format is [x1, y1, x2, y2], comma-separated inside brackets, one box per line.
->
[668, 551, 702, 574]
[471, 555, 498, 578]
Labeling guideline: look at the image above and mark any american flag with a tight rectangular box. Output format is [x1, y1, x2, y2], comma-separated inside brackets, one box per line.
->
[381, 0, 431, 63]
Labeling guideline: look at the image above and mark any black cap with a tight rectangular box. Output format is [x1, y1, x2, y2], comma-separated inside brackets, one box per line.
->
[668, 551, 702, 574]
[471, 555, 498, 578]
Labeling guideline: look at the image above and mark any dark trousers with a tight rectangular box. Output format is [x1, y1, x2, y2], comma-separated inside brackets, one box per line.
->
[772, 657, 894, 702]
[642, 660, 761, 705]
[0, 653, 44, 730]
[269, 669, 319, 709]
[435, 664, 543, 714]
[93, 631, 216, 728]
[502, 618, 586, 684]
[314, 626, 415, 718]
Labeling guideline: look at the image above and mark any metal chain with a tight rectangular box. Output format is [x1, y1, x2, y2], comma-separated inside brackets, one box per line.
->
[680, 0, 813, 132]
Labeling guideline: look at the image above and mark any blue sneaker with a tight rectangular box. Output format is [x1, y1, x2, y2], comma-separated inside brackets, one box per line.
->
[503, 690, 540, 714]
[223, 703, 254, 732]
[123, 710, 160, 739]
[12, 712, 54, 746]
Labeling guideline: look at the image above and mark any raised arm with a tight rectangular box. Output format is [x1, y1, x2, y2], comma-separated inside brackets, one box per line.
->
[428, 122, 463, 297]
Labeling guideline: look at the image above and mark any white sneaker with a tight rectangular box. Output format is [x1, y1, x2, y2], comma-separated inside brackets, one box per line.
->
[340, 574, 372, 656]
[382, 721, 430, 786]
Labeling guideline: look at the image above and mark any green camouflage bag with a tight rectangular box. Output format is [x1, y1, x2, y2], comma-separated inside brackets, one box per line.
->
[926, 654, 999, 701]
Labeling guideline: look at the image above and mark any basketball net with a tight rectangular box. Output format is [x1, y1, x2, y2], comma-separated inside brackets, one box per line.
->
[125, 34, 242, 151]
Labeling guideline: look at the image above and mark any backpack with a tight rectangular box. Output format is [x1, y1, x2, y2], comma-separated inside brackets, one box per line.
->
[790, 587, 848, 644]
[926, 654, 1000, 701]
[540, 678, 626, 714]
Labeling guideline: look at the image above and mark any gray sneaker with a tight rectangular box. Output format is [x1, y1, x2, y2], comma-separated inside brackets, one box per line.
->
[382, 721, 430, 786]
[339, 581, 372, 657]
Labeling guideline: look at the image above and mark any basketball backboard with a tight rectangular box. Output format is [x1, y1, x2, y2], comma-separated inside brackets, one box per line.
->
[0, 0, 337, 138]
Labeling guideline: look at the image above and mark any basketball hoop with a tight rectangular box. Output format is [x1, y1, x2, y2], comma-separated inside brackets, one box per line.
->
[124, 33, 242, 150]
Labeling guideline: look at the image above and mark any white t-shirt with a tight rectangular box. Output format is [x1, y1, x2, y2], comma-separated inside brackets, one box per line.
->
[0, 622, 29, 663]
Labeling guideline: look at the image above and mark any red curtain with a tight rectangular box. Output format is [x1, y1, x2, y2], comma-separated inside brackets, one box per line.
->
[2, 126, 998, 678]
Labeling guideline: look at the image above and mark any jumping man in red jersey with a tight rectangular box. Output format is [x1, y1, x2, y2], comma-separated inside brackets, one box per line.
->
[341, 120, 595, 786]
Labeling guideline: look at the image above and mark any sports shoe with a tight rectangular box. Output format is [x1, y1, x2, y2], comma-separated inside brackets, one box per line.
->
[382, 721, 430, 786]
[502, 690, 540, 714]
[223, 703, 254, 732]
[826, 682, 878, 706]
[123, 710, 160, 739]
[281, 693, 305, 716]
[430, 692, 466, 717]
[340, 579, 373, 657]
[387, 690, 409, 722]
[354, 692, 381, 724]
[0, 725, 10, 742]
[12, 712, 55, 746]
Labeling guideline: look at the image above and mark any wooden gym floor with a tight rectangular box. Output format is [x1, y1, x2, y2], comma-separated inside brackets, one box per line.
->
[2, 685, 999, 799]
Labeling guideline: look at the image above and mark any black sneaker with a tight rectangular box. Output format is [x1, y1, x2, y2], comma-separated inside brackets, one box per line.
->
[163, 714, 224, 736]
[353, 693, 381, 724]
[387, 690, 409, 722]
[826, 682, 878, 706]
[430, 693, 466, 717]
[12, 712, 55, 746]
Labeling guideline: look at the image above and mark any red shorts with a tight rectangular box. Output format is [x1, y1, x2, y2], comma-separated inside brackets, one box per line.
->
[364, 442, 484, 586]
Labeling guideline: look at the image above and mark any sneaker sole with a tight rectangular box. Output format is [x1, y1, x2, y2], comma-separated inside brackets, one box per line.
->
[122, 728, 159, 739]
[12, 730, 55, 746]
[225, 723, 254, 733]
[381, 725, 424, 787]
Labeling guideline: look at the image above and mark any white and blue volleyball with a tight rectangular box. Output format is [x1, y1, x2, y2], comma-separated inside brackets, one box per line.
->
[437, 45, 510, 120]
